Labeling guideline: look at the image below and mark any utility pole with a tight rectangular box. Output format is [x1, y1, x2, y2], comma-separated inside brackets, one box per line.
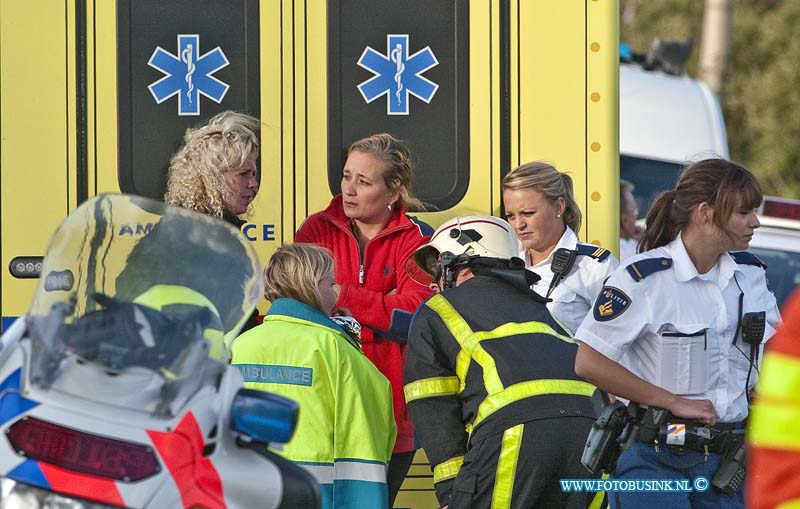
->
[698, 0, 733, 101]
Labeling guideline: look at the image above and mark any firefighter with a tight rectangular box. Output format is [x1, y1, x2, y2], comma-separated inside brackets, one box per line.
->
[403, 215, 598, 509]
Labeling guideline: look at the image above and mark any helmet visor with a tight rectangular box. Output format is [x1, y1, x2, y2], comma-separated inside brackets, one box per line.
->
[404, 245, 437, 287]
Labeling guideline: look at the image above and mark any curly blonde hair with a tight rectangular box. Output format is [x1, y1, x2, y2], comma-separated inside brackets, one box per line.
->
[165, 111, 261, 218]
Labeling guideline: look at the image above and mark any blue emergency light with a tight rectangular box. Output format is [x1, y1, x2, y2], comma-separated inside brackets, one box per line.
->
[230, 388, 299, 444]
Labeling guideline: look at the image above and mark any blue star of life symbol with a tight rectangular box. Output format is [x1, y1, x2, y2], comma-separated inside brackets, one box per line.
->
[357, 34, 439, 115]
[147, 34, 230, 116]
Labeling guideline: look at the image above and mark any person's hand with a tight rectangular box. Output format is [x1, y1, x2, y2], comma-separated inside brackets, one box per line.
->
[667, 396, 716, 425]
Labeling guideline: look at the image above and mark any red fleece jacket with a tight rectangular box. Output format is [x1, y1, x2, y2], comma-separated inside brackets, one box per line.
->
[295, 195, 433, 452]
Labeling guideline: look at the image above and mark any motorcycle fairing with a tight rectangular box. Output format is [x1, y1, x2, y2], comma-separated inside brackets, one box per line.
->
[146, 412, 225, 509]
[0, 368, 39, 426]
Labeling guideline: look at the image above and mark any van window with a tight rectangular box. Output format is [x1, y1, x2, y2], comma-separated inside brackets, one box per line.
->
[621, 155, 683, 218]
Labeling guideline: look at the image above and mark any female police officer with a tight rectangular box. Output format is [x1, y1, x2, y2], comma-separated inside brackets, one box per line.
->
[575, 158, 781, 508]
[503, 162, 618, 334]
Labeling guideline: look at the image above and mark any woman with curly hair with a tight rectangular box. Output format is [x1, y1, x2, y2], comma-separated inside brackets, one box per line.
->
[165, 110, 261, 226]
[163, 110, 262, 333]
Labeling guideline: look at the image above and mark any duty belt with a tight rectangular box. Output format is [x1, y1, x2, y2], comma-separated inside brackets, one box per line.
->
[581, 398, 747, 494]
[648, 416, 748, 495]
[659, 421, 743, 455]
[632, 405, 744, 455]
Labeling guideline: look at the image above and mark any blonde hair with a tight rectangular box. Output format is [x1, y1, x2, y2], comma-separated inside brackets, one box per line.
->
[502, 161, 582, 232]
[347, 133, 424, 211]
[264, 244, 334, 311]
[165, 111, 261, 218]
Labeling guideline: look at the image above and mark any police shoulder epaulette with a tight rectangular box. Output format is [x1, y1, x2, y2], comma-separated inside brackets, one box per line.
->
[575, 243, 611, 262]
[626, 257, 673, 282]
[729, 251, 767, 269]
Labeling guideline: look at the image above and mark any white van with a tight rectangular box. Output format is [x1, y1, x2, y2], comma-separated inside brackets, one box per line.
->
[620, 60, 729, 215]
[619, 60, 800, 307]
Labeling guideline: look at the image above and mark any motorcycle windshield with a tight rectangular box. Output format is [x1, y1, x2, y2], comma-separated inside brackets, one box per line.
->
[25, 194, 263, 416]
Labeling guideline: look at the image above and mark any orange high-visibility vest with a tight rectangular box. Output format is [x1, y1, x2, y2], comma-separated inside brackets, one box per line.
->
[749, 287, 800, 509]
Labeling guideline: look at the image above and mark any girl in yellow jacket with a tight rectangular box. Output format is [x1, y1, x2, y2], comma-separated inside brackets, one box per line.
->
[231, 243, 396, 508]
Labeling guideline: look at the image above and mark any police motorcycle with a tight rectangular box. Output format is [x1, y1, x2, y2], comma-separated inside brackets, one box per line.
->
[0, 194, 319, 508]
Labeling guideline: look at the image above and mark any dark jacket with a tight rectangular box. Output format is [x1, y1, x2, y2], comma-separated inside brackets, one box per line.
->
[223, 211, 259, 333]
[404, 273, 596, 503]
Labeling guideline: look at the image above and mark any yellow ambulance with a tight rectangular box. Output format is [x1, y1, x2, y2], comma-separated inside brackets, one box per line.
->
[1, 2, 618, 506]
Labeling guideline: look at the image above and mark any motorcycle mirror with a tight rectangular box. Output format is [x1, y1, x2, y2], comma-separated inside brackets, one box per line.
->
[230, 388, 299, 445]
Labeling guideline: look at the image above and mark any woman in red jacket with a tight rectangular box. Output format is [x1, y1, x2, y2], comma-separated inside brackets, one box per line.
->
[295, 133, 433, 506]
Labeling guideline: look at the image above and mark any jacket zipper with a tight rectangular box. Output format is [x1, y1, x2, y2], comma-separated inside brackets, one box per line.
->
[325, 215, 410, 288]
[359, 224, 408, 288]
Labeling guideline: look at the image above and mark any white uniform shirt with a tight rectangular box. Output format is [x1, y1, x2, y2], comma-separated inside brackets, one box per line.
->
[575, 233, 781, 423]
[524, 227, 619, 334]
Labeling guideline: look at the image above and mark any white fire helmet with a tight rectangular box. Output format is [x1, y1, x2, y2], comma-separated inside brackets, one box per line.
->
[410, 215, 521, 285]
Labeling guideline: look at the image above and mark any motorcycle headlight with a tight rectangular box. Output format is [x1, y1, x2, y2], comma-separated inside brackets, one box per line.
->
[0, 478, 125, 509]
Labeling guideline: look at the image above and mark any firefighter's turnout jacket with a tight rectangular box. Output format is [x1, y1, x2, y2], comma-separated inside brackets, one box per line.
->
[231, 298, 396, 509]
[404, 274, 596, 506]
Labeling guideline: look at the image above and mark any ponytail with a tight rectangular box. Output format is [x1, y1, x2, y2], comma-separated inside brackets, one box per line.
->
[638, 158, 763, 252]
[639, 190, 679, 252]
[559, 172, 582, 233]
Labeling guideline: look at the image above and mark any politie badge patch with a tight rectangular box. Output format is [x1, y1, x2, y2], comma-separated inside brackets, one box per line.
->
[593, 286, 631, 321]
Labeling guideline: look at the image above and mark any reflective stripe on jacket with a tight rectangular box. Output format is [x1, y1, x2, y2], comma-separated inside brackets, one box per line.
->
[749, 288, 796, 509]
[404, 276, 595, 504]
[231, 298, 396, 509]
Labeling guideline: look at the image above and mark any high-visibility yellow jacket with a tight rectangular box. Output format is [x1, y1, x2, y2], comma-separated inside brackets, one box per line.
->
[749, 287, 798, 509]
[231, 298, 396, 509]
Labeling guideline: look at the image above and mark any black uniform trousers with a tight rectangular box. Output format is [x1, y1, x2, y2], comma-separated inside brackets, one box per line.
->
[449, 416, 596, 509]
